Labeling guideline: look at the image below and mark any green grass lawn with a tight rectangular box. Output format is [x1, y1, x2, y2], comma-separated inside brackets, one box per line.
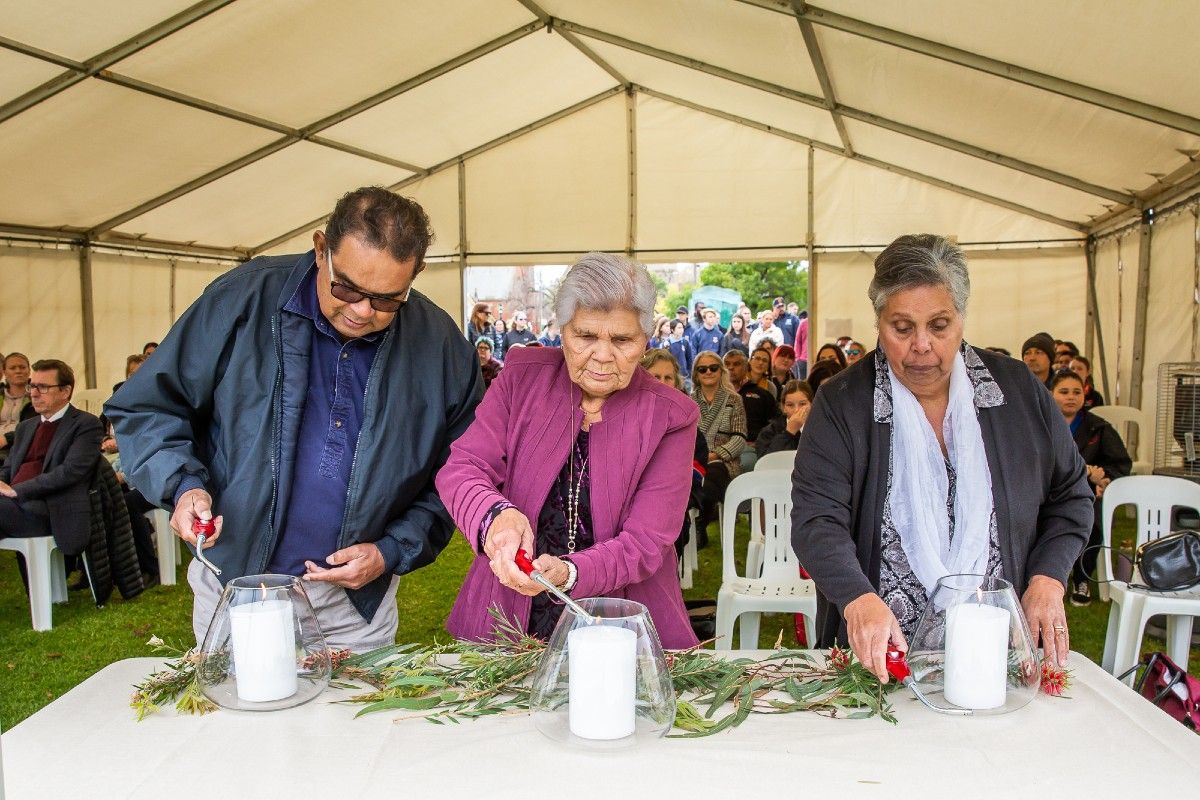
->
[2, 517, 1195, 730]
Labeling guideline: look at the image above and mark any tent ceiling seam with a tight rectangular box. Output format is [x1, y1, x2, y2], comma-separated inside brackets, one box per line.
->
[637, 86, 1087, 233]
[0, 0, 235, 127]
[790, 1, 853, 155]
[514, 0, 629, 85]
[775, 2, 1200, 138]
[250, 87, 625, 255]
[551, 16, 1136, 207]
[81, 22, 549, 236]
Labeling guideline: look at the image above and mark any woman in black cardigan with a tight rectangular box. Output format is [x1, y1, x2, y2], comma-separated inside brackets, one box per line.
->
[791, 235, 1093, 682]
[1049, 369, 1131, 606]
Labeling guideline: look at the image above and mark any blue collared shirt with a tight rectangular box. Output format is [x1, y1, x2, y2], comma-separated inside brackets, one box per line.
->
[267, 267, 384, 575]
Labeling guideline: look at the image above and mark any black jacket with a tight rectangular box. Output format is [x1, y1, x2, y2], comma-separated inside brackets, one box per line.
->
[1073, 411, 1131, 480]
[1, 405, 104, 555]
[791, 346, 1093, 647]
[755, 417, 801, 458]
[84, 457, 144, 605]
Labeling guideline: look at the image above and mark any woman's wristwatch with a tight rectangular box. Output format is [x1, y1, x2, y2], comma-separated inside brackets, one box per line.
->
[560, 558, 578, 592]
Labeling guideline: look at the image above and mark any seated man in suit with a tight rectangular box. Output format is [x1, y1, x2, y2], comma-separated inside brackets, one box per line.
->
[0, 359, 104, 586]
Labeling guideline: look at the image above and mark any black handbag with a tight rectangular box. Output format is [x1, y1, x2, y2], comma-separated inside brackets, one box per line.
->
[1132, 530, 1200, 592]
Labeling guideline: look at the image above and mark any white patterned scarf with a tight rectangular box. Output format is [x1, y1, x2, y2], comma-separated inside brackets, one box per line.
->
[887, 352, 993, 596]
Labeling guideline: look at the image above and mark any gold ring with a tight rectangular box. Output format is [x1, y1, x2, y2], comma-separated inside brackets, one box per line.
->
[1053, 625, 1067, 632]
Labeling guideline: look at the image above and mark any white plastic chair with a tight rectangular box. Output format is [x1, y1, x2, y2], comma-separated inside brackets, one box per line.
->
[754, 450, 797, 472]
[714, 471, 815, 650]
[0, 536, 68, 631]
[748, 450, 797, 577]
[1099, 475, 1200, 681]
[1090, 405, 1152, 475]
[148, 508, 179, 585]
[678, 509, 699, 590]
[71, 388, 109, 416]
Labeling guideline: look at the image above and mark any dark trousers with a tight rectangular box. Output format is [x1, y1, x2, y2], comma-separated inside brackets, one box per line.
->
[123, 488, 158, 577]
[699, 461, 733, 531]
[1072, 496, 1103, 584]
[0, 494, 52, 590]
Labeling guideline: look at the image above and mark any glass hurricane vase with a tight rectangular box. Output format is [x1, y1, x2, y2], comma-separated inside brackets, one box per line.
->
[905, 574, 1040, 715]
[529, 597, 676, 748]
[196, 574, 331, 711]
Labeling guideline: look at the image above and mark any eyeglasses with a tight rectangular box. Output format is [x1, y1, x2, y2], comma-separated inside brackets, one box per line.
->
[28, 383, 64, 393]
[326, 249, 409, 313]
[695, 364, 722, 374]
[846, 349, 863, 356]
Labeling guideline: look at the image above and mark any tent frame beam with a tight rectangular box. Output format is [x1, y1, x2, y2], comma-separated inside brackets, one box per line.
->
[0, 0, 235, 126]
[552, 17, 1134, 207]
[0, 222, 250, 261]
[1084, 236, 1112, 401]
[252, 87, 625, 254]
[1128, 217, 1153, 419]
[78, 241, 97, 390]
[75, 22, 548, 237]
[514, 0, 629, 85]
[790, 1, 853, 155]
[743, 1, 1200, 138]
[638, 87, 1087, 233]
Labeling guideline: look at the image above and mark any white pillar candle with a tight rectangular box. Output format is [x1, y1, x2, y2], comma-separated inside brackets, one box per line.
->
[568, 624, 637, 740]
[944, 601, 1011, 710]
[229, 598, 297, 702]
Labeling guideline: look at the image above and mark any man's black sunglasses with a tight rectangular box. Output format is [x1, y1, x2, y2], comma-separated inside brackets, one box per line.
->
[326, 249, 409, 313]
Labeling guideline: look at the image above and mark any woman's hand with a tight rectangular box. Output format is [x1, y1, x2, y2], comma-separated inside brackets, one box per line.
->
[843, 592, 906, 683]
[532, 554, 569, 588]
[1086, 465, 1106, 485]
[483, 507, 540, 595]
[1022, 575, 1069, 666]
[785, 403, 810, 434]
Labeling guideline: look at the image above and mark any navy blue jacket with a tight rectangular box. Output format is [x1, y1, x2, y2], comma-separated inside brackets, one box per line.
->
[690, 325, 724, 356]
[106, 251, 482, 621]
[666, 337, 694, 376]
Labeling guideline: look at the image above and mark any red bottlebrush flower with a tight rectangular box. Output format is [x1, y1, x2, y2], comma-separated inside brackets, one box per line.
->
[1040, 661, 1071, 697]
[828, 645, 850, 671]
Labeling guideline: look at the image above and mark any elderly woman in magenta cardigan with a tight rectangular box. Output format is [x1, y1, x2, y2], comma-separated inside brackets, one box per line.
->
[437, 252, 701, 648]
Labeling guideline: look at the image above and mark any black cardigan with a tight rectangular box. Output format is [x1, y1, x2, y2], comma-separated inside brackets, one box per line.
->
[791, 346, 1094, 647]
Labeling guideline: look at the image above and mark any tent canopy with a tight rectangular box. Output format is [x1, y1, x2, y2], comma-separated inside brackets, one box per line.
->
[1, 0, 1196, 259]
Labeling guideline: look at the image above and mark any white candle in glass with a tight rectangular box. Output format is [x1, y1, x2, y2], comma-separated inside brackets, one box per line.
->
[229, 593, 298, 702]
[943, 600, 1011, 710]
[568, 624, 636, 740]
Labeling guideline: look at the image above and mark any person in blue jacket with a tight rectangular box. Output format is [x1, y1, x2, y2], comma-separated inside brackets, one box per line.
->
[690, 307, 724, 355]
[106, 187, 483, 651]
[665, 318, 694, 378]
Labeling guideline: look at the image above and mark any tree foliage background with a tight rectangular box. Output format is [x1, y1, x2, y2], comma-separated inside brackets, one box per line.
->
[662, 261, 808, 317]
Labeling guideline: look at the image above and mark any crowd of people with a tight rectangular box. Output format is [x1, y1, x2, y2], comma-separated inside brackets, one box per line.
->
[0, 187, 1112, 688]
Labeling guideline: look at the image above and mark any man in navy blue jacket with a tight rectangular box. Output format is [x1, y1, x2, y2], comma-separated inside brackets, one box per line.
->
[107, 188, 482, 650]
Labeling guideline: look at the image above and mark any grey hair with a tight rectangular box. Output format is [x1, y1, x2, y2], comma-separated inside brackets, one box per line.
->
[868, 234, 970, 318]
[554, 251, 658, 336]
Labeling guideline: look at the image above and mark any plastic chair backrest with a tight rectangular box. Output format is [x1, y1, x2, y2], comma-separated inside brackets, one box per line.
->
[721, 470, 797, 584]
[1100, 475, 1200, 583]
[1090, 405, 1151, 462]
[72, 388, 108, 416]
[755, 450, 796, 471]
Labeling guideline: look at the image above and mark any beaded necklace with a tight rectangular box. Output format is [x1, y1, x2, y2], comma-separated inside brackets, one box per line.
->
[566, 435, 589, 553]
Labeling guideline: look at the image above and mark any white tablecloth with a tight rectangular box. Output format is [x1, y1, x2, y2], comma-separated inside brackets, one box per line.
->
[2, 652, 1197, 799]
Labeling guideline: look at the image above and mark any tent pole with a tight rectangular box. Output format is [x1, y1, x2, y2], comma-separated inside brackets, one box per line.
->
[78, 241, 97, 390]
[169, 259, 178, 323]
[806, 145, 816, 364]
[458, 158, 468, 329]
[1128, 217, 1154, 457]
[626, 87, 637, 256]
[1085, 237, 1111, 401]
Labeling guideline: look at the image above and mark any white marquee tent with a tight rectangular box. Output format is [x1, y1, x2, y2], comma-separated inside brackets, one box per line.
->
[1, 0, 1198, 447]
